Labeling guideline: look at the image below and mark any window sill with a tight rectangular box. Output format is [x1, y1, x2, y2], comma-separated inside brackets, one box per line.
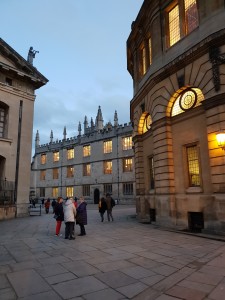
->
[0, 137, 12, 144]
[186, 187, 202, 194]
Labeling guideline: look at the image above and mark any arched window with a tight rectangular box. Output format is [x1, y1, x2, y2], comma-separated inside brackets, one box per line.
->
[138, 113, 152, 134]
[171, 88, 204, 117]
[0, 102, 9, 138]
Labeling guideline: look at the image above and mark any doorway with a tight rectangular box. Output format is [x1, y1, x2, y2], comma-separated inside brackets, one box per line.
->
[94, 188, 100, 204]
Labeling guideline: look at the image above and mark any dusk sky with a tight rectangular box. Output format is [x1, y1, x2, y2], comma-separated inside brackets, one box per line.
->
[1, 0, 143, 152]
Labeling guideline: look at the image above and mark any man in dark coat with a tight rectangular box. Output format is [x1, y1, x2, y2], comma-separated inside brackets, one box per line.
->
[105, 193, 115, 222]
[76, 197, 87, 236]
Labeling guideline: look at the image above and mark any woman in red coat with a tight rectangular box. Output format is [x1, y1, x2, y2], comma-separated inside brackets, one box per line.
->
[76, 196, 87, 236]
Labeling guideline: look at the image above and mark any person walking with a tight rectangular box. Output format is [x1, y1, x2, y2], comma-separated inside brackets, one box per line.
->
[99, 197, 107, 222]
[51, 198, 57, 213]
[105, 193, 115, 222]
[76, 196, 87, 236]
[54, 197, 64, 236]
[64, 198, 76, 240]
[44, 198, 50, 214]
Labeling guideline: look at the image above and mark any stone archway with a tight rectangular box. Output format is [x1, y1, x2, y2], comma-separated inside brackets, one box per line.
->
[94, 188, 100, 204]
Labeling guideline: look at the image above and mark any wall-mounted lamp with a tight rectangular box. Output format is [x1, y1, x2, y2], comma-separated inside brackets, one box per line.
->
[216, 131, 225, 150]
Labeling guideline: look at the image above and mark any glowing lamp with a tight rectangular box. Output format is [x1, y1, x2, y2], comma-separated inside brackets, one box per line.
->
[216, 132, 225, 150]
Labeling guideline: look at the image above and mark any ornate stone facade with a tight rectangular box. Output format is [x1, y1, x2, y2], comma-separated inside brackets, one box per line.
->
[127, 0, 225, 233]
[31, 106, 135, 204]
[0, 39, 48, 219]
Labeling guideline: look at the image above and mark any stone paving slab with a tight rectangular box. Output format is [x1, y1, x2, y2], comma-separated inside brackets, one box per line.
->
[1, 205, 225, 299]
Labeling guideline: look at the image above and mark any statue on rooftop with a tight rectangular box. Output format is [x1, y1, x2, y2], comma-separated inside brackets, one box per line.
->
[27, 46, 39, 65]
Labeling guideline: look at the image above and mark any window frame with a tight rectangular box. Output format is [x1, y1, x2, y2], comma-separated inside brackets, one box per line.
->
[83, 163, 91, 176]
[83, 185, 90, 196]
[0, 102, 9, 139]
[83, 145, 91, 157]
[52, 168, 59, 180]
[53, 151, 60, 162]
[40, 170, 46, 181]
[122, 136, 133, 151]
[104, 184, 112, 195]
[103, 160, 112, 174]
[123, 157, 133, 172]
[103, 140, 112, 154]
[67, 148, 74, 160]
[123, 183, 133, 195]
[67, 165, 74, 178]
[52, 187, 59, 198]
[41, 154, 47, 165]
[66, 186, 74, 198]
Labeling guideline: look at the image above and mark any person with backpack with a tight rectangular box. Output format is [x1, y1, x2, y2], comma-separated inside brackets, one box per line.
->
[105, 193, 115, 222]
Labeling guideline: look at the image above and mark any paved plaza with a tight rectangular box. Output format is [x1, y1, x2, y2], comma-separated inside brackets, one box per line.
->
[0, 204, 225, 300]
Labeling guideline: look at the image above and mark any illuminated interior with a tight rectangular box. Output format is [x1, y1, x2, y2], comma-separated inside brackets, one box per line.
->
[138, 113, 152, 134]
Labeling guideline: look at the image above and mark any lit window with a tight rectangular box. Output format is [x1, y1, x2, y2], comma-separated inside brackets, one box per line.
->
[83, 145, 91, 157]
[123, 158, 133, 172]
[53, 151, 59, 162]
[52, 187, 58, 198]
[140, 45, 147, 75]
[167, 0, 198, 47]
[123, 183, 133, 195]
[122, 136, 132, 150]
[186, 145, 200, 187]
[83, 163, 91, 176]
[184, 0, 199, 34]
[104, 184, 112, 195]
[67, 149, 74, 160]
[169, 4, 180, 46]
[41, 154, 46, 165]
[40, 170, 46, 181]
[104, 140, 112, 153]
[171, 88, 204, 117]
[104, 160, 112, 174]
[138, 113, 152, 134]
[67, 166, 74, 178]
[66, 186, 73, 198]
[148, 37, 152, 66]
[83, 185, 90, 196]
[53, 168, 59, 179]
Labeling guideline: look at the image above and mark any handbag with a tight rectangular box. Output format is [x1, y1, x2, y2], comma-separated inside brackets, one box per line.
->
[53, 214, 58, 219]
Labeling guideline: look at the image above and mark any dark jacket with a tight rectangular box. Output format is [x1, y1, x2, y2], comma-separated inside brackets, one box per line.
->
[99, 198, 107, 213]
[54, 202, 64, 221]
[76, 202, 87, 225]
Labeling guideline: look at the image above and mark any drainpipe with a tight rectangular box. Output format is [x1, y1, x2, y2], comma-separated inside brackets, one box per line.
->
[14, 100, 23, 207]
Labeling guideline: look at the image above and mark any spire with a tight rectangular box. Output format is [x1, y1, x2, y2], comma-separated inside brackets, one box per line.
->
[91, 117, 94, 130]
[84, 116, 88, 134]
[78, 121, 82, 136]
[114, 110, 118, 127]
[95, 106, 104, 130]
[63, 126, 67, 140]
[50, 130, 53, 143]
[35, 130, 40, 148]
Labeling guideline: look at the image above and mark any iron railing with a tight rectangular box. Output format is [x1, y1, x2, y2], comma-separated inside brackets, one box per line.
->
[0, 179, 15, 205]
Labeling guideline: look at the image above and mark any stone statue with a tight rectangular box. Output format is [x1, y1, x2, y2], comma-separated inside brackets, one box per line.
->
[27, 47, 39, 65]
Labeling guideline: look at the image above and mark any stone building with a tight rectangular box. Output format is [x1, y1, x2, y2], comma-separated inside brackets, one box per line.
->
[0, 38, 48, 219]
[127, 0, 225, 233]
[31, 106, 135, 204]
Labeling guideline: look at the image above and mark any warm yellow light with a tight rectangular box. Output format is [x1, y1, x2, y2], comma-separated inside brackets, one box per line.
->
[216, 132, 225, 150]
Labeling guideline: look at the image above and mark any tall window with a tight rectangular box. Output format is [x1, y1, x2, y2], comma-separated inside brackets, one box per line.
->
[167, 0, 199, 47]
[41, 154, 47, 165]
[122, 136, 132, 150]
[53, 151, 59, 162]
[103, 160, 112, 174]
[40, 170, 46, 181]
[123, 158, 133, 172]
[123, 183, 133, 195]
[104, 184, 112, 195]
[66, 186, 73, 198]
[148, 37, 152, 66]
[52, 187, 58, 198]
[104, 140, 112, 153]
[83, 185, 90, 196]
[149, 156, 155, 189]
[186, 145, 200, 187]
[140, 45, 147, 75]
[67, 149, 74, 160]
[52, 168, 59, 179]
[83, 145, 91, 157]
[0, 103, 8, 138]
[83, 163, 91, 176]
[40, 187, 45, 197]
[67, 166, 74, 178]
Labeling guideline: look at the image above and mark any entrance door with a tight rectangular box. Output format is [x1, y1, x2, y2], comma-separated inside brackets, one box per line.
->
[94, 188, 100, 204]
